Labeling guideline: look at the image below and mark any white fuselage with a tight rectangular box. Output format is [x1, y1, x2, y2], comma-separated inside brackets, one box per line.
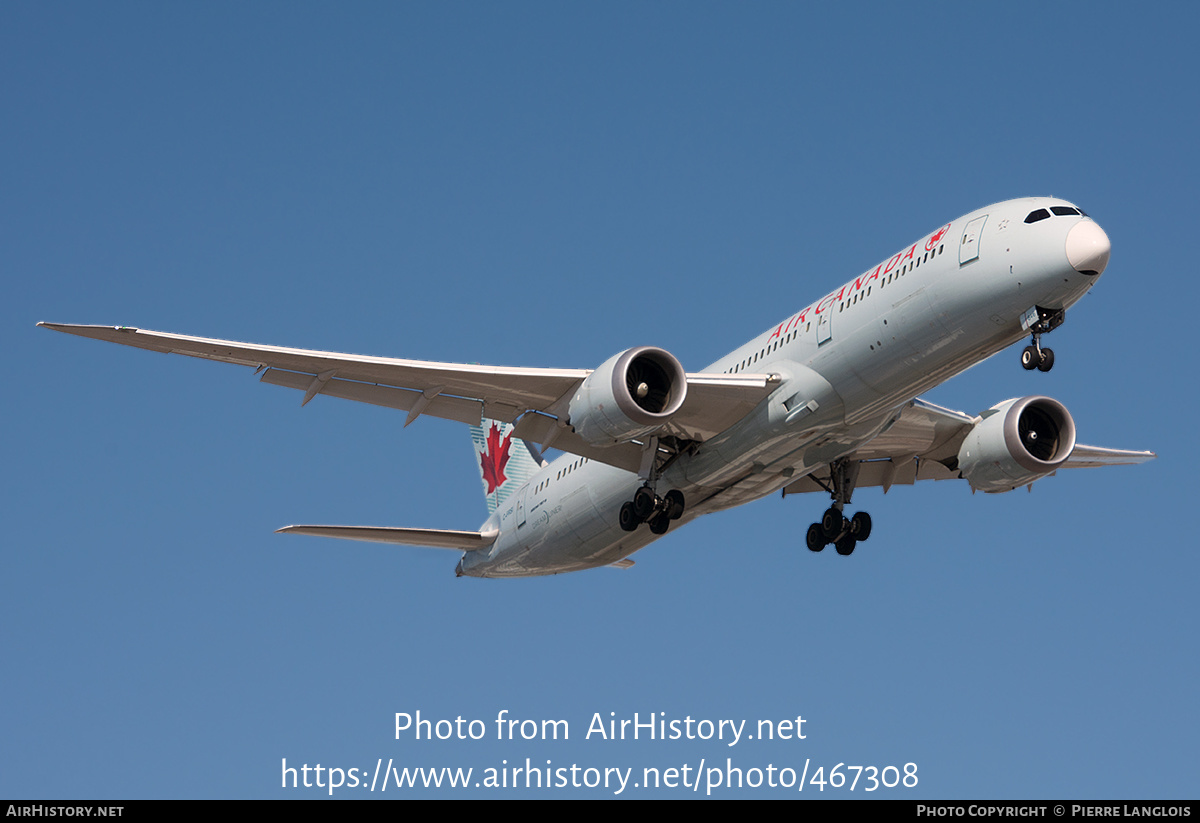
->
[461, 198, 1104, 577]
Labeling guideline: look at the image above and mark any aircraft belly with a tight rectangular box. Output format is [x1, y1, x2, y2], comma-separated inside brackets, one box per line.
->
[682, 361, 846, 487]
[505, 521, 654, 576]
[465, 463, 650, 577]
[682, 419, 890, 512]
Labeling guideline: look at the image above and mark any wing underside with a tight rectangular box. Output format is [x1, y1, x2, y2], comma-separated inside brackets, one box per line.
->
[38, 323, 778, 473]
[782, 398, 1155, 496]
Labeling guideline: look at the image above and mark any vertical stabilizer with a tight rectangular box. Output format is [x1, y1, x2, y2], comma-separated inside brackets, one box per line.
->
[469, 419, 548, 514]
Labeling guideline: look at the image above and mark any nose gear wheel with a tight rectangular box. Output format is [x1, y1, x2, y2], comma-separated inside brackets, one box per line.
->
[1019, 307, 1063, 372]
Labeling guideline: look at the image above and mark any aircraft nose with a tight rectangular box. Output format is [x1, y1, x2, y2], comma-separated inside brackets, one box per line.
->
[1065, 220, 1111, 275]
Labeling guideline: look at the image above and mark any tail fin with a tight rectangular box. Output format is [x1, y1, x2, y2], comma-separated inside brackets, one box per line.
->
[470, 418, 548, 514]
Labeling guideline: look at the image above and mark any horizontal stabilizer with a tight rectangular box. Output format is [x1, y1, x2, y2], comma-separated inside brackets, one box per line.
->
[277, 525, 498, 550]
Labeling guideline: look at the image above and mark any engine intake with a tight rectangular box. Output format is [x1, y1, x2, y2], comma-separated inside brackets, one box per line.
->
[568, 347, 687, 446]
[957, 396, 1077, 492]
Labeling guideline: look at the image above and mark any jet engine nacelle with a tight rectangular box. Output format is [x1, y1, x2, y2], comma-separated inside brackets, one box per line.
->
[957, 396, 1077, 493]
[568, 346, 687, 446]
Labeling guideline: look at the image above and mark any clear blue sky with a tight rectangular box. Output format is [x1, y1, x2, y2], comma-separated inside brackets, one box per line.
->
[5, 2, 1196, 798]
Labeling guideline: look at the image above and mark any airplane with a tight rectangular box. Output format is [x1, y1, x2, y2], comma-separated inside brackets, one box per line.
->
[40, 197, 1155, 578]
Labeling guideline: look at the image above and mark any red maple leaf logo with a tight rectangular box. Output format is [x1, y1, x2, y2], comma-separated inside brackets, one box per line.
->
[480, 423, 512, 494]
[926, 223, 951, 251]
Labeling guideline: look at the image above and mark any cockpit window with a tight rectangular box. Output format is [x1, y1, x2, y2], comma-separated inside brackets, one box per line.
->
[1051, 206, 1081, 216]
[1024, 209, 1050, 224]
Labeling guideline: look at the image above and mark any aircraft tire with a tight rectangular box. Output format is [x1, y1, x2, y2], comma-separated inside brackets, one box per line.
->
[1037, 348, 1055, 372]
[1021, 346, 1039, 370]
[619, 502, 639, 532]
[665, 489, 685, 520]
[851, 511, 872, 541]
[821, 507, 843, 540]
[806, 523, 826, 552]
[835, 534, 857, 556]
[648, 513, 670, 535]
[633, 486, 656, 520]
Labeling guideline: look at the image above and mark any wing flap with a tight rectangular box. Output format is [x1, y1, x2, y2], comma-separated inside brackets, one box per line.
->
[277, 525, 498, 550]
[854, 398, 976, 462]
[782, 456, 959, 495]
[260, 368, 484, 425]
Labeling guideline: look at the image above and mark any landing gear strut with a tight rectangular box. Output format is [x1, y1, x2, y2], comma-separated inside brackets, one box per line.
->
[619, 486, 685, 534]
[1020, 307, 1064, 373]
[806, 458, 872, 556]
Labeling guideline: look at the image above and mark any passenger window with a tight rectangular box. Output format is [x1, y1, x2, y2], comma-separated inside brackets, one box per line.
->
[1025, 209, 1050, 223]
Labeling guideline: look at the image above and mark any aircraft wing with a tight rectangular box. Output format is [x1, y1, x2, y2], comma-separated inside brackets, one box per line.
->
[1057, 444, 1160, 468]
[782, 397, 1156, 495]
[38, 324, 777, 473]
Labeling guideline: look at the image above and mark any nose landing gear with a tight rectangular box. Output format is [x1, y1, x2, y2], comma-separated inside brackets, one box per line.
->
[1020, 341, 1055, 372]
[1019, 307, 1064, 372]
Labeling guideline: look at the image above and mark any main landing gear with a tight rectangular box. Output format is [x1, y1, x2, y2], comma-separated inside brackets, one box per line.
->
[805, 457, 872, 556]
[1019, 307, 1064, 373]
[619, 485, 685, 535]
[805, 509, 872, 555]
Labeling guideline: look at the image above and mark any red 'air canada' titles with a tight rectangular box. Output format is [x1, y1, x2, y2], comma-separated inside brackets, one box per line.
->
[768, 222, 953, 342]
